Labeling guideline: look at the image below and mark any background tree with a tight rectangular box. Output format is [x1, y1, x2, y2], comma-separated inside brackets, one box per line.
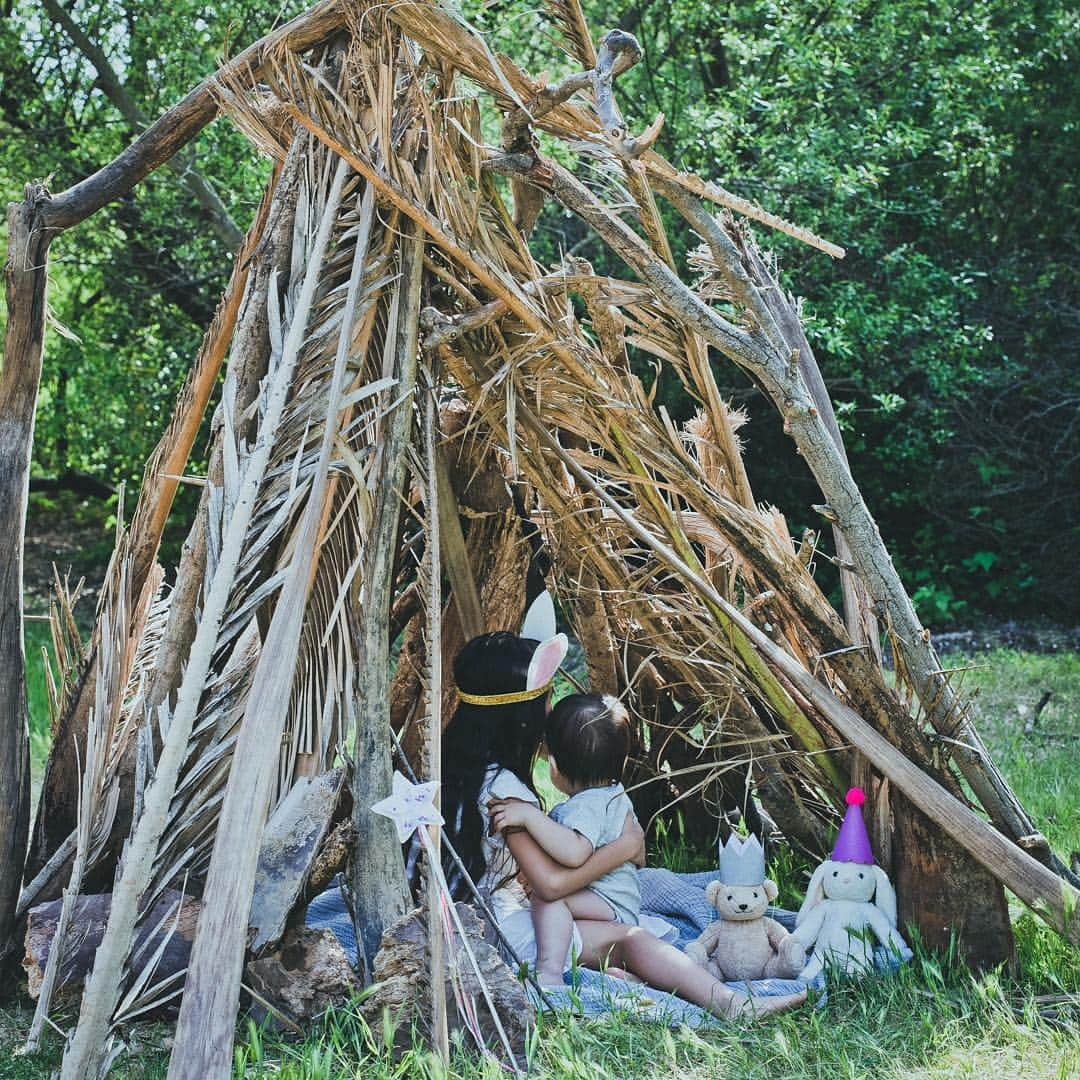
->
[1, 0, 1076, 622]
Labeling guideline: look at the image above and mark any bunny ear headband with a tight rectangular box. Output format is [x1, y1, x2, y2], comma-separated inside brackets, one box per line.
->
[456, 591, 568, 706]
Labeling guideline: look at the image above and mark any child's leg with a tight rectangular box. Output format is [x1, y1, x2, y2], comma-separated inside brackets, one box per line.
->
[531, 889, 615, 987]
[575, 922, 807, 1020]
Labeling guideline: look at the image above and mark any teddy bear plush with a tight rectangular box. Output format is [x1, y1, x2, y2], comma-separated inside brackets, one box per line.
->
[684, 835, 805, 982]
[788, 789, 909, 980]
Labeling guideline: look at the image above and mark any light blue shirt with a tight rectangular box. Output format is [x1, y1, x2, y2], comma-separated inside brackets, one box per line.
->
[551, 783, 641, 925]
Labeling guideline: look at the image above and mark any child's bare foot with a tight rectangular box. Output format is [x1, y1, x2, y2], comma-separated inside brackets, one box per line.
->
[604, 966, 643, 984]
[537, 973, 567, 989]
[721, 989, 807, 1020]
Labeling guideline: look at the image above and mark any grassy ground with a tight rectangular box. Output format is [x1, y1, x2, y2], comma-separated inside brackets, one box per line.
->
[3, 648, 1078, 1079]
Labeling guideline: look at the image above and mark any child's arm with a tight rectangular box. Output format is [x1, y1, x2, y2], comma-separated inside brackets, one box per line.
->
[507, 812, 644, 902]
[489, 798, 593, 867]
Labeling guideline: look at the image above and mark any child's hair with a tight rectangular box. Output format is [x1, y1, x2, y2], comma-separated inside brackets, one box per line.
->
[545, 693, 629, 788]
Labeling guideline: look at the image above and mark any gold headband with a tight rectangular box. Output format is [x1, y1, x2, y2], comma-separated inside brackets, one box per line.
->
[456, 682, 551, 706]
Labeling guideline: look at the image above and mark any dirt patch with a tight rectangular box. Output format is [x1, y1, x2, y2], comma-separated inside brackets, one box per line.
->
[22, 493, 116, 618]
[934, 623, 1080, 656]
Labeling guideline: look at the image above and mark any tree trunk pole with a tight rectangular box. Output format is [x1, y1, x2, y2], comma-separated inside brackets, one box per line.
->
[350, 224, 424, 978]
[0, 188, 52, 965]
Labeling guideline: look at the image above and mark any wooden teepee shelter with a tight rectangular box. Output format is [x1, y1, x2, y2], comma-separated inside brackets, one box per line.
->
[2, 0, 1078, 1075]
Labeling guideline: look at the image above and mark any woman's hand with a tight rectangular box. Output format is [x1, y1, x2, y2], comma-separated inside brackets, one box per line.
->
[616, 811, 647, 868]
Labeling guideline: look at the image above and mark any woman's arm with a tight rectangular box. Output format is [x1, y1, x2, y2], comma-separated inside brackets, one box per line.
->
[489, 799, 593, 868]
[507, 812, 645, 902]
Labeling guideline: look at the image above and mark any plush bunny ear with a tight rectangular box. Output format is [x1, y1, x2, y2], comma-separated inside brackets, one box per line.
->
[521, 590, 557, 642]
[872, 865, 898, 927]
[526, 633, 568, 691]
[796, 862, 829, 926]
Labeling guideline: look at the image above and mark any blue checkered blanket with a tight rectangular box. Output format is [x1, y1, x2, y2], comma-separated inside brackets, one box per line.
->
[307, 867, 910, 1025]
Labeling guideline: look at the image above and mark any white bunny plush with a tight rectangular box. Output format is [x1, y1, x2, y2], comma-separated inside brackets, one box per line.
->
[788, 789, 909, 980]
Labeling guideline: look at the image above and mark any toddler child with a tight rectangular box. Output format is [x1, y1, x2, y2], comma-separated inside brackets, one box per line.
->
[490, 693, 639, 987]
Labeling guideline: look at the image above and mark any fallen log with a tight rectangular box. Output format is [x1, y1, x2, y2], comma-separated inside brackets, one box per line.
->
[23, 891, 200, 1002]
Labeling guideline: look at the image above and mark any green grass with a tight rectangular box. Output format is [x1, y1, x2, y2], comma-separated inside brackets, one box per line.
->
[22, 617, 56, 809]
[4, 649, 1079, 1079]
[948, 649, 1080, 858]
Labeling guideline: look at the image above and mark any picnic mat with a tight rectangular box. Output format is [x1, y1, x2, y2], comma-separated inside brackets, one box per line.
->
[306, 867, 911, 1026]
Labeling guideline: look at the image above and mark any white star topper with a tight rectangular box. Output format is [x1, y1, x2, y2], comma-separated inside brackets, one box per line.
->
[370, 770, 444, 843]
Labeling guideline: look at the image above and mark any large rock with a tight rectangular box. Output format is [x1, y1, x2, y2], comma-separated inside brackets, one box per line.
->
[362, 903, 534, 1060]
[245, 926, 361, 1026]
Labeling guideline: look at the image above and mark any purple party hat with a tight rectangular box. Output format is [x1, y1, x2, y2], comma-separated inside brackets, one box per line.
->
[832, 787, 874, 865]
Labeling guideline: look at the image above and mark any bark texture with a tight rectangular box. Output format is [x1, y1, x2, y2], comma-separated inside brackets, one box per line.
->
[22, 890, 200, 1002]
[0, 190, 50, 966]
[361, 903, 534, 1061]
[245, 926, 360, 1027]
[350, 224, 424, 978]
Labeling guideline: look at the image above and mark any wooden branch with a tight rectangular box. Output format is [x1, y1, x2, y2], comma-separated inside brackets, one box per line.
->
[350, 221, 424, 979]
[644, 160, 846, 259]
[421, 301, 508, 349]
[0, 188, 50, 962]
[420, 376, 450, 1066]
[590, 29, 642, 140]
[484, 152, 761, 368]
[39, 0, 244, 251]
[42, 0, 347, 232]
[16, 832, 76, 920]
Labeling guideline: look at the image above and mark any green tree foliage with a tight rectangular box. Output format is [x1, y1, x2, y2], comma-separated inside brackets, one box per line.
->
[473, 0, 1079, 621]
[0, 0, 294, 483]
[1, 0, 1076, 622]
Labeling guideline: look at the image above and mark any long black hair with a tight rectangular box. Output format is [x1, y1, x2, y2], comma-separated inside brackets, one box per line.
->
[440, 632, 548, 897]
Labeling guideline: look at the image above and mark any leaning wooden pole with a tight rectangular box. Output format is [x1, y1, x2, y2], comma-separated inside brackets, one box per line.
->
[420, 370, 450, 1066]
[0, 188, 51, 966]
[350, 222, 425, 978]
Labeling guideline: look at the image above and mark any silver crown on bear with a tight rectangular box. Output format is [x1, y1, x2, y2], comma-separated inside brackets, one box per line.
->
[718, 834, 766, 886]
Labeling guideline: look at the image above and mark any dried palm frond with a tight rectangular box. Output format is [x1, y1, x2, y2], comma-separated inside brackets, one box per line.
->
[172, 168, 390, 1071]
[543, 0, 597, 68]
[61, 106, 356, 1080]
